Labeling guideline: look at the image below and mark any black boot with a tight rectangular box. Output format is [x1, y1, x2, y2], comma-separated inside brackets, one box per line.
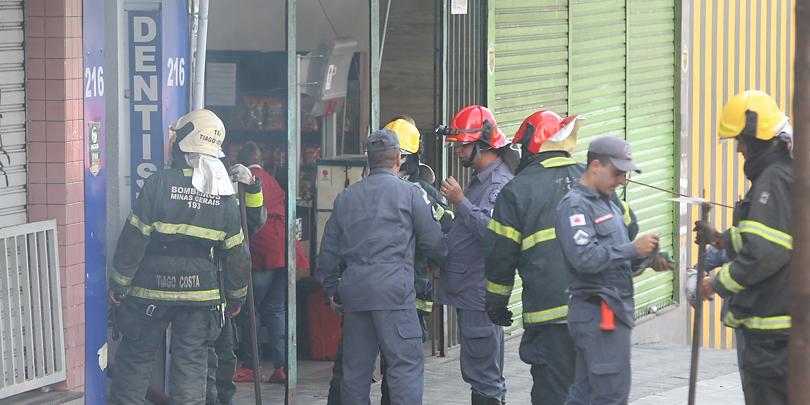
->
[471, 392, 502, 405]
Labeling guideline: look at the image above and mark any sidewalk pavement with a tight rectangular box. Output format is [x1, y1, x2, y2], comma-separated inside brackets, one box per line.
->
[233, 335, 743, 404]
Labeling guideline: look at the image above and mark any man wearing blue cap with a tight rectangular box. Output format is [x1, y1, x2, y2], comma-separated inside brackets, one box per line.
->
[317, 129, 447, 404]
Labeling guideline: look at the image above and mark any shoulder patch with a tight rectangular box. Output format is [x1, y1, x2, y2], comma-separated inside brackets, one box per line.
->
[758, 191, 770, 205]
[489, 189, 501, 204]
[419, 186, 431, 205]
[573, 229, 590, 246]
[569, 214, 586, 227]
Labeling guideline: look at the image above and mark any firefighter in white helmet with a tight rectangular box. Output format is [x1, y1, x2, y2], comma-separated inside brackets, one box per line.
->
[108, 109, 251, 405]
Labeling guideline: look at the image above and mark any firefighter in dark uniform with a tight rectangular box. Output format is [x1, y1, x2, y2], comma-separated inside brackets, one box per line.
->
[317, 129, 446, 405]
[206, 162, 267, 405]
[485, 111, 644, 405]
[437, 105, 512, 405]
[555, 136, 669, 405]
[325, 117, 453, 405]
[108, 109, 251, 405]
[696, 90, 793, 405]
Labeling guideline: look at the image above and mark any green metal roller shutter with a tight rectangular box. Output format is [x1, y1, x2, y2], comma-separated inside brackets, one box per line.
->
[488, 0, 570, 333]
[486, 0, 678, 326]
[569, 0, 627, 161]
[626, 0, 678, 317]
[488, 0, 569, 136]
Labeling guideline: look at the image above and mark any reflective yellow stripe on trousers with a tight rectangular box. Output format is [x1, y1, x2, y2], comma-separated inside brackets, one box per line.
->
[416, 299, 433, 313]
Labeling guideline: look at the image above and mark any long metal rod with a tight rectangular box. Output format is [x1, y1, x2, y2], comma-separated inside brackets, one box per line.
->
[286, 0, 299, 402]
[626, 179, 734, 209]
[191, 0, 209, 110]
[687, 202, 712, 405]
[789, 0, 810, 402]
[238, 186, 263, 405]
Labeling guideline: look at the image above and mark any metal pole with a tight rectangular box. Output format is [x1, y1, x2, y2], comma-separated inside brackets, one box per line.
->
[286, 0, 299, 402]
[238, 186, 263, 405]
[687, 202, 711, 405]
[191, 0, 210, 109]
[790, 1, 810, 403]
[369, 0, 380, 130]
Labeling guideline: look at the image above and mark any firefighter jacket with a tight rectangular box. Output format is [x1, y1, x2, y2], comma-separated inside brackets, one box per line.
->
[110, 167, 251, 306]
[317, 169, 446, 312]
[248, 165, 310, 271]
[485, 152, 637, 328]
[413, 178, 454, 314]
[712, 145, 792, 334]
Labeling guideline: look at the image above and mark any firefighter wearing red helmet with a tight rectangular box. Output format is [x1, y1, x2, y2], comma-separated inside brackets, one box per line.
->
[437, 105, 513, 404]
[485, 110, 649, 404]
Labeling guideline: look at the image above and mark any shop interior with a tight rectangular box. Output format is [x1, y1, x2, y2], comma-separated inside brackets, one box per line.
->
[203, 0, 441, 401]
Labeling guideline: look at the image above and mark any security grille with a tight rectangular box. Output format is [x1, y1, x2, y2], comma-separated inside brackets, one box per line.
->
[0, 220, 66, 399]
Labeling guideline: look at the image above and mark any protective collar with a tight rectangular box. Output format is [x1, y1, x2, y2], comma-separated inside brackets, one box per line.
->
[185, 153, 235, 196]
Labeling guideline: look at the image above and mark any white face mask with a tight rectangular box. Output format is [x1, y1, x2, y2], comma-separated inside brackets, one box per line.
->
[185, 153, 235, 196]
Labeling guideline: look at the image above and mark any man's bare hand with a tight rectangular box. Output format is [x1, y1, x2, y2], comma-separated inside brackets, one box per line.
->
[440, 177, 465, 206]
[634, 234, 660, 257]
[329, 296, 344, 315]
[700, 277, 716, 301]
[651, 253, 674, 272]
[108, 288, 122, 305]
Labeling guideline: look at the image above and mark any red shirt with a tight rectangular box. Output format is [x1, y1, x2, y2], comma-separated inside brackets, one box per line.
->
[249, 165, 310, 270]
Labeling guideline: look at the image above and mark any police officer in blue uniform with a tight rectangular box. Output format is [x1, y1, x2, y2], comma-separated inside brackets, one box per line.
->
[438, 105, 512, 405]
[317, 129, 446, 405]
[555, 136, 669, 405]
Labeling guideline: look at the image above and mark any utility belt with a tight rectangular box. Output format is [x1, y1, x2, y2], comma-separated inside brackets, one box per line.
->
[146, 241, 213, 259]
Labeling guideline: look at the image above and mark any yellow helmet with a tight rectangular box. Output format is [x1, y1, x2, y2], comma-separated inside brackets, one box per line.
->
[718, 90, 788, 141]
[384, 118, 421, 155]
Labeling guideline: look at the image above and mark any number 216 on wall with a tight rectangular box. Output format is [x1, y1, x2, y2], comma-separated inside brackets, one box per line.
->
[167, 57, 185, 87]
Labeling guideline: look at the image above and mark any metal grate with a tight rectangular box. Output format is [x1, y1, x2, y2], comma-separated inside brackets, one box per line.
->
[0, 220, 66, 399]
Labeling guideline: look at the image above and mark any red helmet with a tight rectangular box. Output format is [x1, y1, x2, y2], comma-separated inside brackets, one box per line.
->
[437, 105, 509, 149]
[513, 110, 582, 154]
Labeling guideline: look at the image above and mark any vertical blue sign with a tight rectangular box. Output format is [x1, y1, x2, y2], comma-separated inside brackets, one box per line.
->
[83, 0, 107, 402]
[129, 10, 163, 206]
[162, 0, 190, 165]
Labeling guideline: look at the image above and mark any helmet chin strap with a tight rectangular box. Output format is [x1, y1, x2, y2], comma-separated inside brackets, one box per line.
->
[461, 143, 483, 168]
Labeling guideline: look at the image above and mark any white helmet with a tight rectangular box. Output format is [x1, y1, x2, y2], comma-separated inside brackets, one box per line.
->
[172, 109, 226, 157]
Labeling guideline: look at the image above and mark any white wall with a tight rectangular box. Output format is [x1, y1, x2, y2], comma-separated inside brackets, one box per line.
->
[208, 0, 370, 52]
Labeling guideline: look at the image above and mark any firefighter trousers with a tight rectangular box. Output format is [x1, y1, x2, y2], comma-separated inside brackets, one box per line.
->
[520, 324, 576, 405]
[740, 331, 788, 405]
[206, 317, 237, 405]
[109, 300, 221, 405]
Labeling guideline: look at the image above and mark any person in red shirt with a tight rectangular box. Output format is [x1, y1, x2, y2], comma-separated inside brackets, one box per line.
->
[234, 141, 309, 383]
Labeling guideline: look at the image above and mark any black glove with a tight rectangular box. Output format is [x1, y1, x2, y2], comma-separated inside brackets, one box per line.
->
[486, 303, 513, 327]
[693, 220, 719, 246]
